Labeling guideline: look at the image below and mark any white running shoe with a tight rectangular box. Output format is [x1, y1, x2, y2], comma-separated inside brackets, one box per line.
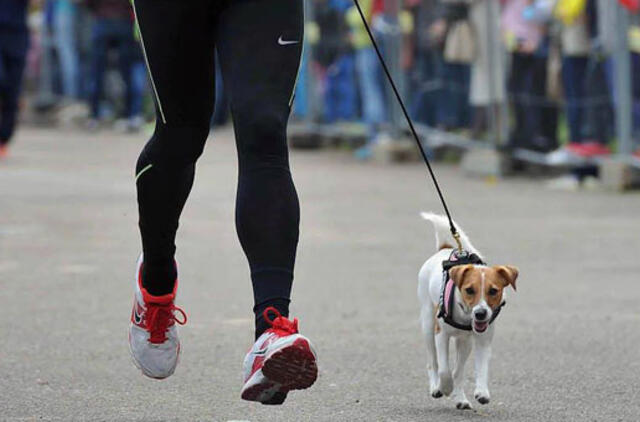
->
[241, 307, 318, 404]
[128, 256, 186, 379]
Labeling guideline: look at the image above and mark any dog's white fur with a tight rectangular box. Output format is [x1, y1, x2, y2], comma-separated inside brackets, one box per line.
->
[418, 212, 505, 410]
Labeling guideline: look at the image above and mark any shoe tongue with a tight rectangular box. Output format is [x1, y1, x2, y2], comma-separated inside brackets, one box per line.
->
[142, 289, 175, 305]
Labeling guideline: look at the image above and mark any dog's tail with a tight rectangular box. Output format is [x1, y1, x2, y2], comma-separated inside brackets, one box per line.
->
[420, 212, 480, 256]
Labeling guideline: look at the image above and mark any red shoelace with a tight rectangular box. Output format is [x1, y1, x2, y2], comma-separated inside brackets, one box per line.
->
[263, 306, 299, 336]
[146, 303, 187, 344]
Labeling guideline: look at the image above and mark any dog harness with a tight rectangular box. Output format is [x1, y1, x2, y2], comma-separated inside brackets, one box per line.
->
[438, 250, 505, 331]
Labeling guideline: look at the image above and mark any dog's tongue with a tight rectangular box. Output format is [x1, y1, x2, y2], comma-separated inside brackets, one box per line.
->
[474, 321, 488, 332]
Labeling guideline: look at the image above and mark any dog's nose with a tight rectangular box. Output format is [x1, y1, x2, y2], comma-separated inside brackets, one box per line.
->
[474, 309, 488, 321]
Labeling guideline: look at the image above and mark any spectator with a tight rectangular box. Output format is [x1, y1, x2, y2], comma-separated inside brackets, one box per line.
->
[86, 0, 136, 129]
[439, 0, 473, 131]
[52, 0, 80, 101]
[0, 0, 29, 158]
[558, 1, 591, 147]
[346, 0, 387, 156]
[502, 0, 547, 150]
[582, 0, 613, 151]
[125, 39, 146, 132]
[314, 0, 356, 123]
[545, 0, 612, 163]
[407, 0, 444, 127]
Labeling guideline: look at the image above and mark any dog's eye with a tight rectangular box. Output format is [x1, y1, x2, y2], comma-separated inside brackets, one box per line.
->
[465, 287, 475, 295]
[488, 287, 498, 296]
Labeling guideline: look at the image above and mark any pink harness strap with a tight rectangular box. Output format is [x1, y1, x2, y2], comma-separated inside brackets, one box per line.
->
[443, 252, 457, 315]
[443, 279, 454, 316]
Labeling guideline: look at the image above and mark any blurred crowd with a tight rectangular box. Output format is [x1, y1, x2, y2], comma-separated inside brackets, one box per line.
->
[300, 0, 640, 161]
[2, 0, 148, 143]
[1, 0, 640, 164]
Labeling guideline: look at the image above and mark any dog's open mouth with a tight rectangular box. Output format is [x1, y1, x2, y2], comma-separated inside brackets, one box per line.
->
[473, 320, 489, 333]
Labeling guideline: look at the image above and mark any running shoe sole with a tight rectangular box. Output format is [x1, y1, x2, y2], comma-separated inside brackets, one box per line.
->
[240, 374, 285, 403]
[240, 338, 317, 403]
[261, 338, 318, 390]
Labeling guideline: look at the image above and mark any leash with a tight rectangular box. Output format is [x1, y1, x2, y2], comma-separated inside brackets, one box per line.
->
[352, 0, 463, 253]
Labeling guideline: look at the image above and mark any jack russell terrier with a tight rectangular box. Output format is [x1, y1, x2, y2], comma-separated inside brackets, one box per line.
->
[418, 212, 519, 410]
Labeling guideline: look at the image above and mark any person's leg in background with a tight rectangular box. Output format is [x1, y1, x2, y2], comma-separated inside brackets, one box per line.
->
[354, 46, 386, 155]
[409, 52, 428, 125]
[562, 56, 588, 144]
[129, 58, 147, 130]
[510, 53, 542, 149]
[0, 28, 29, 154]
[333, 53, 356, 121]
[508, 53, 527, 147]
[453, 63, 471, 129]
[583, 58, 612, 147]
[53, 0, 79, 100]
[114, 19, 135, 122]
[410, 49, 440, 127]
[437, 61, 455, 130]
[75, 4, 93, 101]
[89, 18, 109, 123]
[324, 59, 340, 122]
[439, 61, 470, 130]
[528, 53, 551, 151]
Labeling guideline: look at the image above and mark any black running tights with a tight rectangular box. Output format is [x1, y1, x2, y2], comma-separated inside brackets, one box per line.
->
[132, 0, 303, 337]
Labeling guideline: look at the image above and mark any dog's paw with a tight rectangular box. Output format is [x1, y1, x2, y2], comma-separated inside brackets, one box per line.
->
[456, 400, 472, 410]
[430, 388, 443, 399]
[438, 373, 453, 396]
[452, 389, 472, 410]
[474, 389, 490, 405]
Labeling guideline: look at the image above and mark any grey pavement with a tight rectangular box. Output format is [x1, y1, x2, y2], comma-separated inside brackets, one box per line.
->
[1, 127, 639, 421]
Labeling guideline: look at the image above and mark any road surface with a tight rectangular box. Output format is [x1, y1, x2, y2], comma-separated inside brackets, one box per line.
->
[1, 127, 639, 421]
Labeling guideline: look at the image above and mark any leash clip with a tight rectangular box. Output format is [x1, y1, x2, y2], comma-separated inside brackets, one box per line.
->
[452, 231, 463, 254]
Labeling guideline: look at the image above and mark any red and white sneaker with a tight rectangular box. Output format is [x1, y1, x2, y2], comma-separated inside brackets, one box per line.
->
[241, 307, 318, 404]
[128, 255, 187, 379]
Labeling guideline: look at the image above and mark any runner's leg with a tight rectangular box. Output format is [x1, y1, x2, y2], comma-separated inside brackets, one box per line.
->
[216, 0, 304, 337]
[132, 0, 216, 294]
[0, 30, 28, 145]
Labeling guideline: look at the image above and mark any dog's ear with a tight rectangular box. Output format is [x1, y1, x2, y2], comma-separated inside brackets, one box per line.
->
[449, 264, 473, 288]
[495, 265, 519, 291]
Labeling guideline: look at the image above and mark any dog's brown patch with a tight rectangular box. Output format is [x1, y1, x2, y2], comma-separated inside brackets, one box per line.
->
[451, 265, 483, 308]
[439, 243, 453, 250]
[494, 265, 519, 291]
[450, 265, 519, 311]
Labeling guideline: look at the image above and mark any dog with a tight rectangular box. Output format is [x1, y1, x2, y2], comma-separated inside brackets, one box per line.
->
[418, 212, 518, 410]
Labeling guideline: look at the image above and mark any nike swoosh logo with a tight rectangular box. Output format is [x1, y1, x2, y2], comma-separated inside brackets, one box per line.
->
[133, 304, 144, 325]
[278, 36, 299, 46]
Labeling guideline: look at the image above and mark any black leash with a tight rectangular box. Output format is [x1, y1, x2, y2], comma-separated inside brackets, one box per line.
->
[352, 0, 463, 251]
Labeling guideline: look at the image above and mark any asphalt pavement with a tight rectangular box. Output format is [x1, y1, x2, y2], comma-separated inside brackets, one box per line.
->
[1, 127, 639, 421]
